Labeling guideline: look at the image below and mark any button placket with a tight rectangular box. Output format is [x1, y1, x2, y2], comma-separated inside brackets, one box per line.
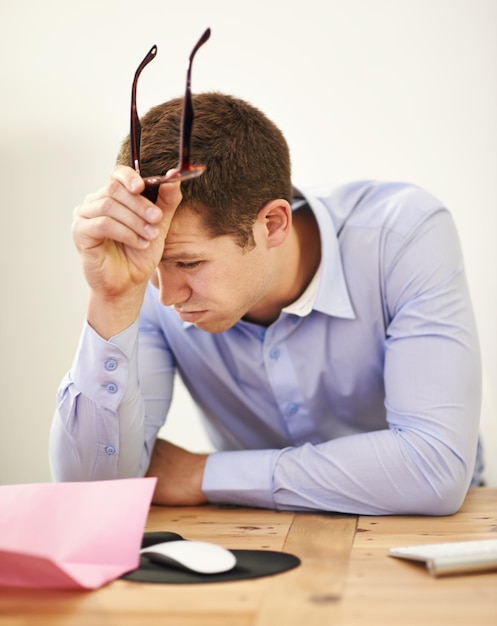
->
[262, 326, 308, 443]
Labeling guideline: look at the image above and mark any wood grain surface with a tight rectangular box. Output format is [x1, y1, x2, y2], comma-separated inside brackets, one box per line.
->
[0, 488, 495, 625]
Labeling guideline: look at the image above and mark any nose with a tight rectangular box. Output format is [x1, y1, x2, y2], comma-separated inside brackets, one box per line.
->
[155, 267, 192, 306]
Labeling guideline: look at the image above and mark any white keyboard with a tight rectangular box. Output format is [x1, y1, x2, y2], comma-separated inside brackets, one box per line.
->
[388, 538, 497, 577]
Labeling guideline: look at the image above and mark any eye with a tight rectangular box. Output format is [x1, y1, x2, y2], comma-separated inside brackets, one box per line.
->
[176, 260, 203, 269]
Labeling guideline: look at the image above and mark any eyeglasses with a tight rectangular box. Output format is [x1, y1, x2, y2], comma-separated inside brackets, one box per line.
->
[130, 28, 211, 201]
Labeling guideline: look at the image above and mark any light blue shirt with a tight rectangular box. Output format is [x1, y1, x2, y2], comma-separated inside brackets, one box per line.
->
[50, 180, 483, 515]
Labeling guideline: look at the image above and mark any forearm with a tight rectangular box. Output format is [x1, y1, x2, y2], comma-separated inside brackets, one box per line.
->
[203, 425, 479, 515]
[87, 286, 147, 340]
[272, 429, 476, 514]
[50, 320, 156, 481]
[50, 383, 145, 481]
[146, 439, 208, 506]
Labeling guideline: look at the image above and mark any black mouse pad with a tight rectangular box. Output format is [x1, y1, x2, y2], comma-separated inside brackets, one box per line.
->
[121, 531, 300, 584]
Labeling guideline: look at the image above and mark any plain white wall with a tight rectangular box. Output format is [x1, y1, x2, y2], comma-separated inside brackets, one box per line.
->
[1, 0, 495, 485]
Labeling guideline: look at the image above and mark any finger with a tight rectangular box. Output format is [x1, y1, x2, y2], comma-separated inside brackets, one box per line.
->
[83, 169, 163, 228]
[75, 195, 162, 248]
[72, 212, 151, 252]
[77, 169, 167, 240]
[84, 166, 142, 204]
[154, 173, 183, 234]
[106, 176, 164, 226]
[111, 164, 145, 194]
[155, 172, 183, 209]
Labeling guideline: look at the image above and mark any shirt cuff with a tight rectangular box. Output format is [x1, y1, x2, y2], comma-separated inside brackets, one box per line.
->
[202, 449, 280, 509]
[70, 320, 140, 411]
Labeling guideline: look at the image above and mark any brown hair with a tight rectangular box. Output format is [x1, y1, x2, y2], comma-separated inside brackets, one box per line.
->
[117, 92, 292, 248]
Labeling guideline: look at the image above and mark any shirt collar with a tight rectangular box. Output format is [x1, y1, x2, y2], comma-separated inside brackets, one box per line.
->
[288, 187, 355, 320]
[282, 263, 322, 317]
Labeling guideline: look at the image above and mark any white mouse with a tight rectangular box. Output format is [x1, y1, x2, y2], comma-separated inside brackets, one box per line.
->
[140, 540, 237, 574]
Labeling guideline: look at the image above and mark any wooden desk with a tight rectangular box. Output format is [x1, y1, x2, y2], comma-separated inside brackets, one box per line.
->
[0, 488, 495, 625]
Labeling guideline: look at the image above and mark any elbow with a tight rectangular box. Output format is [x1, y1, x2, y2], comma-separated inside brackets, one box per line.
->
[412, 481, 467, 516]
[393, 428, 478, 516]
[403, 458, 472, 516]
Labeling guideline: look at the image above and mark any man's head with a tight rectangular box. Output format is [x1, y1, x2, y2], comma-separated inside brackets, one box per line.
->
[117, 92, 293, 249]
[117, 93, 301, 332]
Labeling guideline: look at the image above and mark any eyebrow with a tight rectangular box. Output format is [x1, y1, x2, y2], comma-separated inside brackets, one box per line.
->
[161, 251, 208, 262]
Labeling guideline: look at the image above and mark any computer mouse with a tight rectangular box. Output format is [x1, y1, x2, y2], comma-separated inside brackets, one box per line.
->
[140, 540, 237, 574]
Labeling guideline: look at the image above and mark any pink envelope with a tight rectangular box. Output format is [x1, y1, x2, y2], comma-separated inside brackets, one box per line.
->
[0, 477, 156, 589]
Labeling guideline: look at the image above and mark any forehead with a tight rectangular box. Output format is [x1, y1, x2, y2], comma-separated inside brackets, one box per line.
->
[162, 205, 237, 258]
[167, 205, 208, 239]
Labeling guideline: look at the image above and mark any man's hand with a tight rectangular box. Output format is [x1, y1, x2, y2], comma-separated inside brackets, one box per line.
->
[146, 439, 209, 506]
[72, 165, 182, 338]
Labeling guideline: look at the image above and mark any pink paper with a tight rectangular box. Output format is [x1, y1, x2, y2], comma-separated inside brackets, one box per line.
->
[0, 477, 156, 589]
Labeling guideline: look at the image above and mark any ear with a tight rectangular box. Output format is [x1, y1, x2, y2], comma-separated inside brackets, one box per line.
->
[255, 199, 292, 249]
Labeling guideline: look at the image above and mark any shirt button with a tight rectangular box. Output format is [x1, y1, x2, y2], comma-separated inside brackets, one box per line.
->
[287, 403, 299, 415]
[269, 347, 280, 359]
[105, 382, 118, 394]
[104, 359, 118, 371]
[104, 445, 116, 455]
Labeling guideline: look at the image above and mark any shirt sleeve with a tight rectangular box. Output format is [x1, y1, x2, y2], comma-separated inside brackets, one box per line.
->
[203, 209, 482, 515]
[50, 306, 175, 481]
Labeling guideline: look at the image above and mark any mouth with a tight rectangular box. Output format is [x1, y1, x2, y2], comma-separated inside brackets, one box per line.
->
[175, 309, 207, 323]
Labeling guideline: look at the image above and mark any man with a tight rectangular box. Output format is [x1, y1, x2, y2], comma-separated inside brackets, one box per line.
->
[50, 92, 482, 515]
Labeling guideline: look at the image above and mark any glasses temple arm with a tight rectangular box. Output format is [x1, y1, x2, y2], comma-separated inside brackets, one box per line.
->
[178, 28, 211, 168]
[130, 45, 157, 173]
